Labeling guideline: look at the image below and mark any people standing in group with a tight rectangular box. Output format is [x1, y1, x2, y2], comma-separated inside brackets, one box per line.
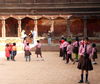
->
[24, 43, 31, 62]
[91, 43, 98, 64]
[12, 43, 17, 61]
[66, 41, 75, 64]
[77, 37, 93, 83]
[35, 40, 43, 60]
[73, 36, 80, 62]
[5, 44, 10, 61]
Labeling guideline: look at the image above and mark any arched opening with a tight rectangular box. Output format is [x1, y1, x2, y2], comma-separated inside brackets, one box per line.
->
[70, 17, 84, 37]
[54, 17, 67, 36]
[0, 20, 2, 37]
[38, 17, 51, 36]
[21, 17, 34, 35]
[87, 17, 100, 37]
[5, 17, 18, 37]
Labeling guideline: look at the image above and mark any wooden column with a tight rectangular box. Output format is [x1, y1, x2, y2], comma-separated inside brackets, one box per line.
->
[67, 18, 71, 36]
[2, 17, 6, 38]
[34, 17, 38, 37]
[50, 17, 54, 33]
[34, 0, 37, 3]
[18, 18, 22, 37]
[83, 16, 87, 37]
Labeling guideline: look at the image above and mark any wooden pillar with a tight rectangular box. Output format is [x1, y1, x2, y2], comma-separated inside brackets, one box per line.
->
[67, 18, 71, 36]
[19, 0, 21, 3]
[83, 16, 87, 37]
[18, 18, 22, 37]
[50, 17, 54, 33]
[2, 17, 6, 38]
[34, 0, 37, 3]
[34, 17, 38, 37]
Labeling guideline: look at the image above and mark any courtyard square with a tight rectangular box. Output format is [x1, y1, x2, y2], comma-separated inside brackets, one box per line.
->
[0, 52, 99, 84]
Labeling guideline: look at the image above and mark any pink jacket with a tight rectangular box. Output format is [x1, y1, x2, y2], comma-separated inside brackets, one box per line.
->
[23, 40, 28, 47]
[36, 43, 41, 48]
[91, 47, 97, 56]
[79, 44, 92, 56]
[25, 45, 31, 51]
[62, 41, 68, 48]
[73, 41, 79, 47]
[66, 44, 73, 54]
[59, 43, 63, 49]
[79, 40, 84, 46]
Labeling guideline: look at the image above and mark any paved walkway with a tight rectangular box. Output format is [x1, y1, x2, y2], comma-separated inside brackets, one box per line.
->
[0, 52, 100, 84]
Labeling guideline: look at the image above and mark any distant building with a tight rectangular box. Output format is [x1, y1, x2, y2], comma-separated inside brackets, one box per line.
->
[0, 0, 100, 38]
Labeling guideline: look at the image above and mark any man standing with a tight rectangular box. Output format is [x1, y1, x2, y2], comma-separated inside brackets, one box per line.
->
[21, 30, 27, 42]
[32, 30, 37, 44]
[47, 31, 52, 45]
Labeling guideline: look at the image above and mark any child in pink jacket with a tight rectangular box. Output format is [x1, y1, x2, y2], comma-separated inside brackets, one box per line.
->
[66, 41, 74, 64]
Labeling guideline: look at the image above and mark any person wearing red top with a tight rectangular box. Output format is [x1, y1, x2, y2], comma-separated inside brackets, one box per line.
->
[9, 43, 13, 60]
[62, 38, 68, 60]
[5, 44, 10, 61]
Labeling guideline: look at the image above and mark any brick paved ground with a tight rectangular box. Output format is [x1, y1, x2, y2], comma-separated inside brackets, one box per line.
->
[0, 52, 100, 84]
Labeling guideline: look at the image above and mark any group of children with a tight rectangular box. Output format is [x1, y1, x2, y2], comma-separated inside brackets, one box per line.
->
[59, 36, 98, 83]
[23, 37, 43, 62]
[5, 36, 98, 83]
[5, 43, 17, 61]
[5, 37, 43, 62]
